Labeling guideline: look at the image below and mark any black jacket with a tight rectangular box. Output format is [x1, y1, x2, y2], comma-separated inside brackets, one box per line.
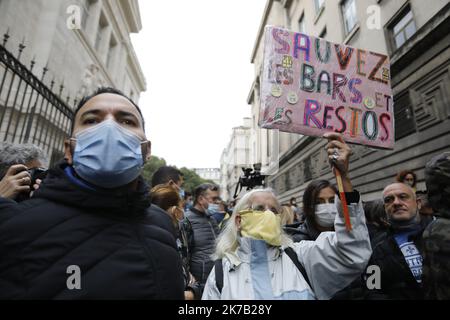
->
[0, 162, 184, 299]
[284, 220, 321, 242]
[365, 217, 432, 300]
[183, 207, 219, 285]
[175, 221, 202, 299]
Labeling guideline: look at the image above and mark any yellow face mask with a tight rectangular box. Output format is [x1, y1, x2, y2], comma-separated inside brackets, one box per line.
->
[239, 210, 282, 247]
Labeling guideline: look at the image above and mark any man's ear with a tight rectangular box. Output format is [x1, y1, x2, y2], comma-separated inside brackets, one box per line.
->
[64, 138, 74, 165]
[235, 214, 241, 229]
[417, 198, 422, 211]
[143, 140, 151, 162]
[168, 180, 176, 187]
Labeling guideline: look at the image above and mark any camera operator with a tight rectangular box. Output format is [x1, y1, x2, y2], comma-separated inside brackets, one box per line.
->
[233, 164, 266, 198]
[0, 142, 48, 201]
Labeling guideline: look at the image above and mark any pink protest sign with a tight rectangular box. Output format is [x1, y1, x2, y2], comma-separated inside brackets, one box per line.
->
[259, 26, 395, 149]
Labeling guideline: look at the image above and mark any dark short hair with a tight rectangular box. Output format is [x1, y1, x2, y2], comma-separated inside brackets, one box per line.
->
[415, 191, 431, 209]
[302, 179, 338, 230]
[193, 183, 219, 204]
[151, 166, 183, 187]
[363, 199, 388, 228]
[71, 87, 145, 135]
[396, 170, 417, 187]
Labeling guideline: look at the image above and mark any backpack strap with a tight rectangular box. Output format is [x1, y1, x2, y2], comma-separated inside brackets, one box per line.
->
[214, 259, 224, 294]
[215, 249, 312, 294]
[284, 247, 313, 290]
[181, 216, 194, 250]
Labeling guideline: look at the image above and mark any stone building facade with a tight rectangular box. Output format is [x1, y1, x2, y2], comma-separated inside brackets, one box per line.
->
[0, 0, 145, 162]
[220, 117, 252, 201]
[247, 0, 449, 204]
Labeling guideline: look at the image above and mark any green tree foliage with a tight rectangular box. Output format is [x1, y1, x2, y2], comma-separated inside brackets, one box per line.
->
[179, 167, 214, 193]
[141, 156, 166, 184]
[142, 156, 214, 193]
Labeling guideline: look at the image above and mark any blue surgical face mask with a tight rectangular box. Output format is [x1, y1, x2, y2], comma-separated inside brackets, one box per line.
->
[207, 203, 221, 215]
[71, 119, 148, 188]
[179, 188, 185, 200]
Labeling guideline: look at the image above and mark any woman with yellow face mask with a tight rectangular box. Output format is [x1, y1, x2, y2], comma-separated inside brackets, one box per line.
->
[202, 133, 372, 300]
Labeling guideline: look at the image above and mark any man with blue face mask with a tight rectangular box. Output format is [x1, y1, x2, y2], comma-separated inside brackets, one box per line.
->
[181, 183, 220, 298]
[0, 87, 184, 299]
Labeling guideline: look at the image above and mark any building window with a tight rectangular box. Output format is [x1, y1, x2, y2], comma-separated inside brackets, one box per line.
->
[394, 91, 416, 140]
[107, 35, 117, 69]
[82, 0, 97, 30]
[389, 6, 416, 50]
[284, 172, 291, 190]
[341, 0, 358, 35]
[314, 0, 325, 13]
[319, 27, 327, 39]
[298, 13, 306, 33]
[95, 12, 108, 51]
[303, 157, 312, 182]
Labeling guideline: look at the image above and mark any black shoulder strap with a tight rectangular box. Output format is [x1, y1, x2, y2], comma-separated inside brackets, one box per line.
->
[214, 259, 224, 294]
[215, 250, 311, 293]
[284, 247, 312, 290]
[182, 216, 194, 248]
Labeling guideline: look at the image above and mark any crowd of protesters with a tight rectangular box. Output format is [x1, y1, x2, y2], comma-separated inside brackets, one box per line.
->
[0, 87, 448, 300]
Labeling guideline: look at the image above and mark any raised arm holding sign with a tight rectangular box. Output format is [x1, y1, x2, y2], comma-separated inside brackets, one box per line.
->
[260, 26, 394, 150]
[258, 26, 394, 231]
[324, 132, 353, 231]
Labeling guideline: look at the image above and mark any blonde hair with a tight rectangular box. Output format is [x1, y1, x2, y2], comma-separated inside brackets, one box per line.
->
[280, 205, 295, 225]
[213, 188, 293, 260]
[150, 184, 183, 227]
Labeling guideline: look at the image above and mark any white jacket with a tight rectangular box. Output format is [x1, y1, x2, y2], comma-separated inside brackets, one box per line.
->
[202, 195, 372, 300]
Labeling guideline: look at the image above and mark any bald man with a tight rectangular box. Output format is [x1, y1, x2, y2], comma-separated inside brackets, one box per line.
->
[365, 183, 433, 300]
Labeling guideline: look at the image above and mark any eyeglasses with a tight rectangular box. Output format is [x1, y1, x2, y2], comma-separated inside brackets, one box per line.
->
[248, 204, 280, 215]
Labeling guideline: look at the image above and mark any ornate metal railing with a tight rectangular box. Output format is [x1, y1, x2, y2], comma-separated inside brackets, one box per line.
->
[0, 31, 75, 165]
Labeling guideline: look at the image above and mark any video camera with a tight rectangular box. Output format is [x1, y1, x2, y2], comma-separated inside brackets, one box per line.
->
[14, 167, 48, 202]
[233, 163, 266, 199]
[27, 167, 48, 188]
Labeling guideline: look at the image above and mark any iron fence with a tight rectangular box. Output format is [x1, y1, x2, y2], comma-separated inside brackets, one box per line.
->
[0, 31, 75, 166]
